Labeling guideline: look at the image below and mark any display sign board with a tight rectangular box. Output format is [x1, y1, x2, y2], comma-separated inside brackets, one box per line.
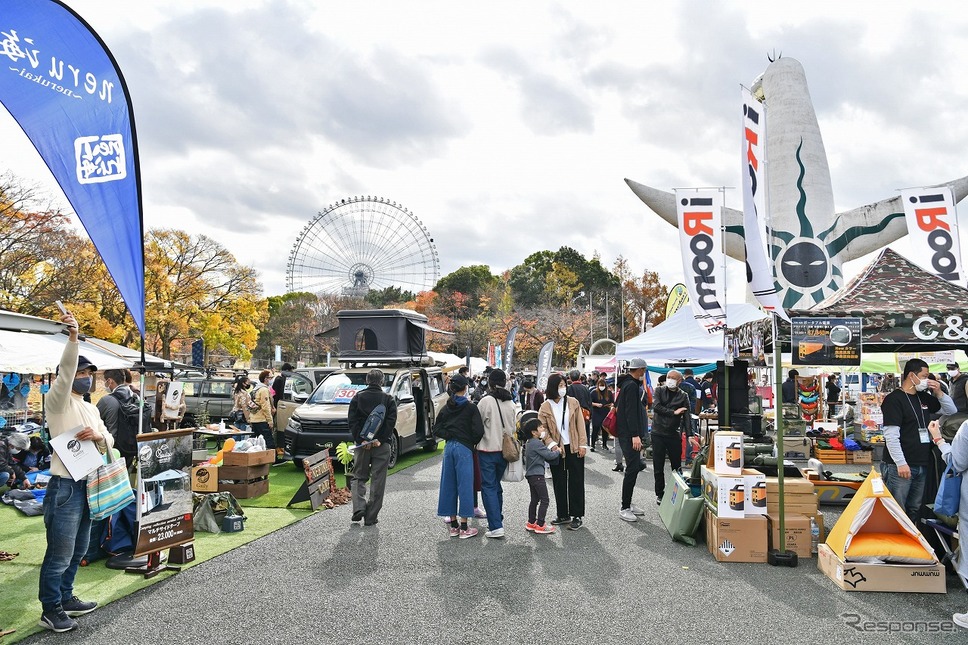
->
[792, 317, 862, 366]
[135, 429, 195, 556]
[288, 449, 334, 510]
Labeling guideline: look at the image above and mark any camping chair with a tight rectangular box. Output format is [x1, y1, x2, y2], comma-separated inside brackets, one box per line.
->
[921, 514, 968, 591]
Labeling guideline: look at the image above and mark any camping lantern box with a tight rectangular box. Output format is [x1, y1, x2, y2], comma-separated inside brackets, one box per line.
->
[712, 431, 745, 474]
[702, 466, 766, 519]
[336, 309, 450, 363]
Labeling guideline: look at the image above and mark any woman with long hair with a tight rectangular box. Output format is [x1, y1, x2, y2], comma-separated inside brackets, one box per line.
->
[537, 373, 588, 530]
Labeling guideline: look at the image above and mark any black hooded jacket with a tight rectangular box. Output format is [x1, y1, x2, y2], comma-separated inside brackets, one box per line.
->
[433, 397, 485, 450]
[614, 373, 648, 440]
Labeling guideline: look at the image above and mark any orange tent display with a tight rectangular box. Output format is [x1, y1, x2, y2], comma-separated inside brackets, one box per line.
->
[824, 471, 937, 565]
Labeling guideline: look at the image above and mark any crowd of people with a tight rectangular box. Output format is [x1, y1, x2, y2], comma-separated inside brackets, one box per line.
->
[418, 362, 707, 537]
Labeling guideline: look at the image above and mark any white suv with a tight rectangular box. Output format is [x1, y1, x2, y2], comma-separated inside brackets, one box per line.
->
[283, 364, 448, 469]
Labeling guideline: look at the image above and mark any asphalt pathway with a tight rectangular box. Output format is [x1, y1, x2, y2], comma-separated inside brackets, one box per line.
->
[22, 448, 968, 644]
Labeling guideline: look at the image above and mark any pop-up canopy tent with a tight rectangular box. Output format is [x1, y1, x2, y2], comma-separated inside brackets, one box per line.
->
[616, 303, 768, 365]
[0, 310, 170, 374]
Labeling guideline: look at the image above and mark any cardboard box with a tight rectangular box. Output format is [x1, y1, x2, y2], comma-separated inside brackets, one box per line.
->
[744, 471, 768, 516]
[767, 496, 819, 517]
[705, 509, 768, 563]
[218, 478, 269, 499]
[191, 465, 218, 492]
[765, 477, 815, 495]
[817, 543, 945, 593]
[222, 449, 275, 467]
[702, 466, 766, 518]
[712, 431, 745, 474]
[767, 513, 812, 558]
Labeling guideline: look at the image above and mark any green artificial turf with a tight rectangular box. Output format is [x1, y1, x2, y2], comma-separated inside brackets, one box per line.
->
[244, 443, 442, 509]
[0, 505, 311, 643]
[0, 444, 441, 642]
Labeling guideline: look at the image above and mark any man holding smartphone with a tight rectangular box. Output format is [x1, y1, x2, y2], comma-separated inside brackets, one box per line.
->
[38, 312, 114, 632]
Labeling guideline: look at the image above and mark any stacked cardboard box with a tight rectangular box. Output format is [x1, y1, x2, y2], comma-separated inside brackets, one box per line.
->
[703, 432, 769, 563]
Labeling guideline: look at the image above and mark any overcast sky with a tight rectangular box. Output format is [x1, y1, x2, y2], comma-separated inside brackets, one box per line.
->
[4, 1, 968, 300]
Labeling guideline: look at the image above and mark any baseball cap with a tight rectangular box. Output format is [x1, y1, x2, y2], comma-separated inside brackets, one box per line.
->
[449, 374, 470, 392]
[76, 355, 98, 372]
[947, 362, 959, 370]
[628, 358, 647, 370]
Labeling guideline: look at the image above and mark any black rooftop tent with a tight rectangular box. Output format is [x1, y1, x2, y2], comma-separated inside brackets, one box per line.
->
[334, 309, 453, 363]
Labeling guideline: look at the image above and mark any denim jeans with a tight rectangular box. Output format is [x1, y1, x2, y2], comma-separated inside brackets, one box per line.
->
[881, 462, 927, 522]
[478, 451, 507, 530]
[437, 441, 475, 519]
[39, 476, 92, 610]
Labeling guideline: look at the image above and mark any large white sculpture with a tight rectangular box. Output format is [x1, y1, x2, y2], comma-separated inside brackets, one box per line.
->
[626, 57, 968, 309]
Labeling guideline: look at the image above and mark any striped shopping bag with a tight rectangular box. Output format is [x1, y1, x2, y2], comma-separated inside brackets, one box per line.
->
[87, 449, 135, 520]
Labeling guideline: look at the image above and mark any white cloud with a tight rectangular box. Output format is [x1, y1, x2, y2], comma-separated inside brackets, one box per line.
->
[3, 0, 968, 306]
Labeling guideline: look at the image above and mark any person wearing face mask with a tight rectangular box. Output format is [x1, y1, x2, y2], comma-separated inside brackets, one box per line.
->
[615, 359, 649, 521]
[880, 358, 957, 522]
[650, 369, 691, 506]
[96, 368, 136, 469]
[435, 374, 485, 538]
[538, 373, 588, 530]
[945, 362, 968, 414]
[590, 377, 615, 451]
[38, 314, 114, 633]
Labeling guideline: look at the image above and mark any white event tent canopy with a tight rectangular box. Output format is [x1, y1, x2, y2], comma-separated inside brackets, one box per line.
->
[615, 303, 768, 366]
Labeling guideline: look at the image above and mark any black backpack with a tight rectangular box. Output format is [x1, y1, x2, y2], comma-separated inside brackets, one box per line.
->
[360, 402, 387, 442]
[111, 390, 153, 455]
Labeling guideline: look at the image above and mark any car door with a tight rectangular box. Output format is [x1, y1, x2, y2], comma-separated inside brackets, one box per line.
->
[392, 370, 416, 441]
[206, 380, 234, 420]
[276, 371, 314, 431]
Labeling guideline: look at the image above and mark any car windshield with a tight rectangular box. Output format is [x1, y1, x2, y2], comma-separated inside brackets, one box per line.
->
[310, 372, 393, 404]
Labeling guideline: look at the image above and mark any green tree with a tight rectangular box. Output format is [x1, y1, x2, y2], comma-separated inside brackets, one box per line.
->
[364, 286, 414, 309]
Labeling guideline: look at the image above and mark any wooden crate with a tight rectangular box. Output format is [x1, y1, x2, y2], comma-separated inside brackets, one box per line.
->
[813, 448, 847, 464]
[217, 462, 271, 499]
[846, 450, 872, 465]
[222, 450, 274, 467]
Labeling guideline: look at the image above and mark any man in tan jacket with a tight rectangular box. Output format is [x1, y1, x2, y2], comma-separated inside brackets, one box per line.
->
[39, 314, 114, 633]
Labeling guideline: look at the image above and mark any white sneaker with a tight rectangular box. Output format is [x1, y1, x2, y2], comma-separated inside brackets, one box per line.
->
[485, 527, 505, 539]
[619, 508, 638, 522]
[954, 613, 968, 629]
[629, 504, 646, 516]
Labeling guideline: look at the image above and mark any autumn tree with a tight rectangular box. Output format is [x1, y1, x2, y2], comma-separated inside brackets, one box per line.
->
[625, 269, 669, 333]
[144, 230, 267, 361]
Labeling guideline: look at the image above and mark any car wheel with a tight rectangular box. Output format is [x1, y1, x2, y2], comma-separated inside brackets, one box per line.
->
[387, 432, 400, 470]
[293, 458, 304, 470]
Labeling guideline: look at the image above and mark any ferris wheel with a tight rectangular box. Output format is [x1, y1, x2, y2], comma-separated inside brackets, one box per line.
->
[286, 196, 441, 297]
